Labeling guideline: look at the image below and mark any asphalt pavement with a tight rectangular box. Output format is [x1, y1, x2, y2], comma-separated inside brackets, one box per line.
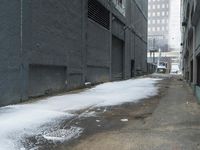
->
[63, 75, 200, 150]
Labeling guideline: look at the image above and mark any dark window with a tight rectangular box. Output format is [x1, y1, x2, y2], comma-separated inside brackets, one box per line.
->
[131, 60, 135, 77]
[88, 0, 110, 29]
[118, 0, 123, 7]
[191, 60, 193, 83]
[186, 4, 190, 20]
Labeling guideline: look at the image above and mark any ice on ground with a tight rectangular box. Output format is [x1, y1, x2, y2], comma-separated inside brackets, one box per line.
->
[79, 111, 97, 118]
[120, 119, 129, 122]
[43, 126, 83, 142]
[0, 77, 161, 150]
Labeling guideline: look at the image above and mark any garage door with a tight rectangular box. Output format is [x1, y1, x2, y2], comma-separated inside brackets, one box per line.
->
[111, 36, 124, 80]
[28, 64, 67, 97]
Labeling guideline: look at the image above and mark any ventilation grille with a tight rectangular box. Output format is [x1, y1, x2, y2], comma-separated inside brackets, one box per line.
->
[88, 0, 110, 29]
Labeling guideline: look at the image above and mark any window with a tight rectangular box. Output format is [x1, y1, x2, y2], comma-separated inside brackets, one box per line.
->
[152, 12, 155, 16]
[157, 12, 160, 16]
[112, 0, 126, 16]
[148, 13, 151, 17]
[162, 11, 165, 16]
[152, 20, 155, 24]
[88, 0, 110, 29]
[162, 4, 165, 8]
[162, 19, 165, 23]
[157, 19, 160, 24]
[118, 0, 122, 5]
[157, 4, 160, 9]
[153, 5, 155, 9]
[157, 27, 160, 31]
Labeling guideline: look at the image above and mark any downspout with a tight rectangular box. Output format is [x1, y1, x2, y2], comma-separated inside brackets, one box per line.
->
[20, 0, 24, 101]
[20, 0, 23, 55]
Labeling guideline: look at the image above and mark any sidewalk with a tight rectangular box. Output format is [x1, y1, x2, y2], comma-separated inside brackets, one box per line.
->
[68, 75, 200, 150]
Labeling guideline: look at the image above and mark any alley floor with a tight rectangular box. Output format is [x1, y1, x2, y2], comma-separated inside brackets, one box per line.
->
[1, 74, 200, 150]
[57, 75, 200, 150]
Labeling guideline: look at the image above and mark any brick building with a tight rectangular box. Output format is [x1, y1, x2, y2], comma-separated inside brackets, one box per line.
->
[0, 0, 148, 106]
[181, 0, 200, 101]
[148, 0, 170, 52]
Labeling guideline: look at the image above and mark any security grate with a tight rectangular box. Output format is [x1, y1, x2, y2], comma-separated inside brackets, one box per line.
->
[88, 0, 110, 29]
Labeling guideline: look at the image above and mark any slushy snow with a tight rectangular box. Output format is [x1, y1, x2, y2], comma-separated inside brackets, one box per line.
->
[0, 77, 160, 150]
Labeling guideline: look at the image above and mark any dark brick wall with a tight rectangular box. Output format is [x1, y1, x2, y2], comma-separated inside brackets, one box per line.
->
[27, 0, 85, 97]
[0, 1, 21, 106]
[0, 0, 148, 106]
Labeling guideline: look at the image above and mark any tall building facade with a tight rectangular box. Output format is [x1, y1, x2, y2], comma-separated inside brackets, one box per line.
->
[181, 0, 200, 101]
[148, 0, 170, 52]
[0, 0, 148, 106]
[168, 0, 181, 50]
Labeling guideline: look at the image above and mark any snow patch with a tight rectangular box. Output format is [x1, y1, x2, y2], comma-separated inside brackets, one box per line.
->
[0, 77, 161, 150]
[120, 119, 129, 122]
[85, 82, 91, 86]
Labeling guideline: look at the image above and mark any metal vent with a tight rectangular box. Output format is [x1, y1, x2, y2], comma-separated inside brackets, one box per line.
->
[88, 0, 110, 29]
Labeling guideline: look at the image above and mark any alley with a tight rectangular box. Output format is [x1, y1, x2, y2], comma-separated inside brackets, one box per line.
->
[1, 74, 200, 150]
[62, 75, 200, 150]
[1, 0, 200, 150]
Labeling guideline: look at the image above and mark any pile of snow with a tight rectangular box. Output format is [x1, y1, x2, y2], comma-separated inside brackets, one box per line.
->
[0, 77, 161, 150]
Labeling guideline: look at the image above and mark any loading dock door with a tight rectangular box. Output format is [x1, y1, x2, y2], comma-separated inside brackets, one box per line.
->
[28, 65, 67, 97]
[111, 36, 124, 80]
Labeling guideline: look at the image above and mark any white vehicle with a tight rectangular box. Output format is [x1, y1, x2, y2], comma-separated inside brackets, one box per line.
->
[157, 62, 168, 73]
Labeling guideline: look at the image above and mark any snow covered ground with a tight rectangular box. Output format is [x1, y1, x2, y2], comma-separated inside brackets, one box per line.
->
[0, 77, 161, 150]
